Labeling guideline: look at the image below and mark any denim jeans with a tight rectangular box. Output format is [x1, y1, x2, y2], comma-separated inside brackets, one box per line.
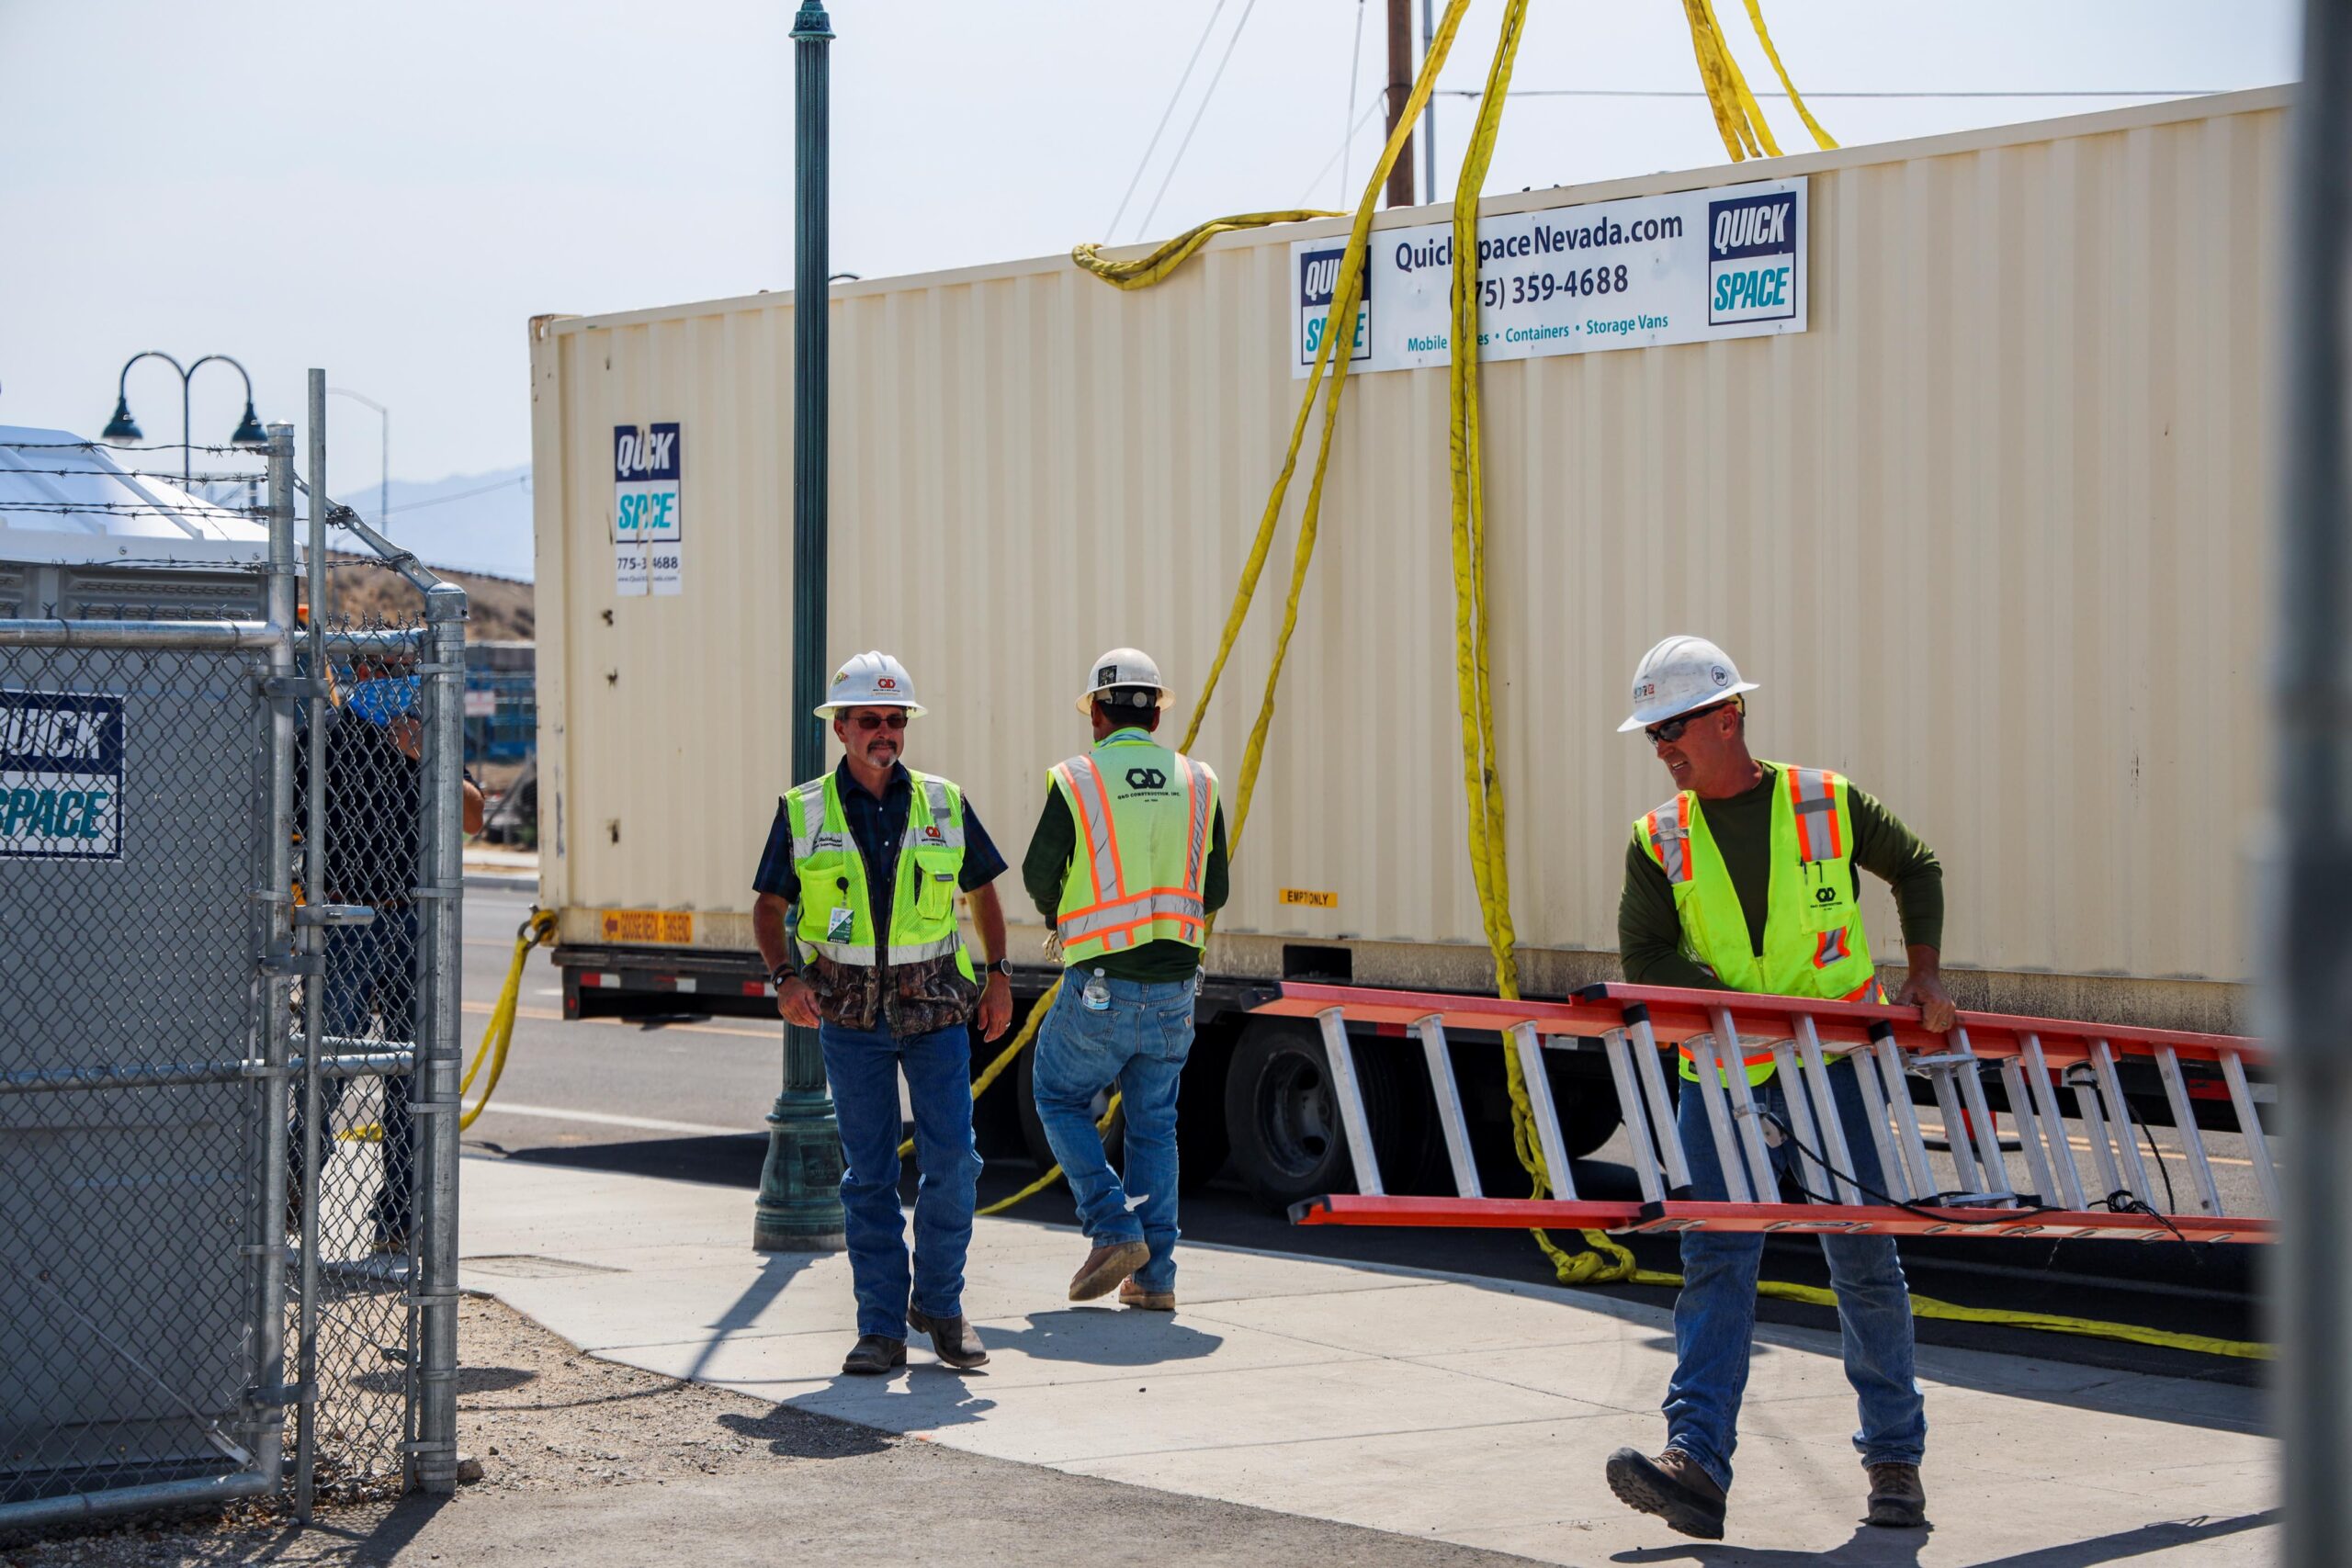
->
[1031, 973, 1195, 1293]
[289, 908, 417, 1247]
[820, 1017, 984, 1340]
[1666, 1056, 1927, 1492]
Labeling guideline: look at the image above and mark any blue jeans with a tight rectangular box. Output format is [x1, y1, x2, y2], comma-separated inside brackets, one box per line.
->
[1666, 1056, 1927, 1492]
[820, 1018, 984, 1340]
[290, 908, 417, 1246]
[1031, 973, 1195, 1293]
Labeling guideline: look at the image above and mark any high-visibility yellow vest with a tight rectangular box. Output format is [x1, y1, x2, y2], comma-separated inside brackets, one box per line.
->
[1634, 762, 1883, 1084]
[784, 768, 974, 980]
[1051, 730, 1218, 964]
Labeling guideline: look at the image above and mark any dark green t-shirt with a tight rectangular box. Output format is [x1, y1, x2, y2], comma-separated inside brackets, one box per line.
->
[1617, 761, 1943, 988]
[1023, 755, 1229, 983]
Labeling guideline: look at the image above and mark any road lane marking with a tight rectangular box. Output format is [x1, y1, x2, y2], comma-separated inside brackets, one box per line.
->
[474, 1102, 755, 1136]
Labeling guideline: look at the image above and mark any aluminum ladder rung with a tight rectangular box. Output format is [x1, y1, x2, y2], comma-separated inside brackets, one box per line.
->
[2019, 1032, 2088, 1211]
[2220, 1050, 2279, 1214]
[1624, 1009, 1692, 1191]
[1949, 1026, 2021, 1201]
[1510, 1021, 1577, 1201]
[1601, 1027, 1668, 1205]
[1845, 1029, 1917, 1203]
[1315, 1006, 1384, 1197]
[1411, 1014, 1483, 1200]
[2151, 1045, 2223, 1216]
[1871, 1024, 1941, 1202]
[1792, 1014, 1864, 1206]
[2089, 1039, 2158, 1207]
[1709, 1007, 1781, 1204]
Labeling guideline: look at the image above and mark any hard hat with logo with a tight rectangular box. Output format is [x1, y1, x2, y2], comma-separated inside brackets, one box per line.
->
[817, 650, 926, 717]
[1617, 635, 1760, 732]
[1076, 647, 1176, 716]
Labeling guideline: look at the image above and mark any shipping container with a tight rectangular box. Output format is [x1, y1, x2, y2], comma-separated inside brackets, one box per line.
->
[528, 90, 2282, 1197]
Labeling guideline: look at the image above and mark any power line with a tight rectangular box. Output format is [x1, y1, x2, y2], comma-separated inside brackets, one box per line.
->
[1107, 0, 1229, 240]
[1341, 0, 1368, 209]
[1300, 96, 1390, 209]
[1137, 0, 1260, 240]
[1442, 86, 2228, 100]
[384, 474, 530, 517]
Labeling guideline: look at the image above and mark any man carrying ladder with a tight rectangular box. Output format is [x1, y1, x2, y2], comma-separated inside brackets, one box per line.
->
[1603, 636, 1953, 1540]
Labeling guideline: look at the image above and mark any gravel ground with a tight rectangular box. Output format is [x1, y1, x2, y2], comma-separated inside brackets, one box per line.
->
[2, 1296, 1536, 1568]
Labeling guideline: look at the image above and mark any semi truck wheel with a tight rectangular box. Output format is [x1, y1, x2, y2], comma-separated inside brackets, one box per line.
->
[1223, 1017, 1435, 1204]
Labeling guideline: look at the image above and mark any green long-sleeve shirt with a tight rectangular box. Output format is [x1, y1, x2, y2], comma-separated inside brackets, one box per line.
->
[1023, 768, 1229, 983]
[1618, 761, 1943, 988]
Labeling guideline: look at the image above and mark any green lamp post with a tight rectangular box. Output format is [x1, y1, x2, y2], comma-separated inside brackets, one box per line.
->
[754, 0, 849, 1253]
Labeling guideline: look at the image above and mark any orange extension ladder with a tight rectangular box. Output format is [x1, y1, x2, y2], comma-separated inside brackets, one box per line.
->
[1253, 982, 2275, 1244]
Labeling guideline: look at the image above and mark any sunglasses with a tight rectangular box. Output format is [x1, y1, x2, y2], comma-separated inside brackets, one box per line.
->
[1645, 700, 1734, 746]
[849, 711, 909, 731]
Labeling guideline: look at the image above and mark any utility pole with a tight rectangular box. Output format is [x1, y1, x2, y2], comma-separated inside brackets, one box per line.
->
[754, 0, 848, 1254]
[1420, 0, 1439, 205]
[1385, 0, 1416, 206]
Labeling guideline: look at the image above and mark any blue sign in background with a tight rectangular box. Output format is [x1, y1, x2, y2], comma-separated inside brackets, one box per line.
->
[0, 690, 126, 861]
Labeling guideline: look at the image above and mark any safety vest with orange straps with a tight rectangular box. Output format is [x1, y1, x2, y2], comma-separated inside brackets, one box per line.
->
[1634, 762, 1883, 1084]
[1050, 730, 1218, 964]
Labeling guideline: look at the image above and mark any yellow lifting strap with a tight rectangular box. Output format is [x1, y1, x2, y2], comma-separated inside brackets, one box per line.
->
[1073, 211, 1340, 290]
[1679, 0, 1838, 164]
[339, 908, 558, 1143]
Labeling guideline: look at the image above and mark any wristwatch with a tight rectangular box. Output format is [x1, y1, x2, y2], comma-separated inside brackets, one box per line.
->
[987, 958, 1013, 979]
[770, 961, 799, 987]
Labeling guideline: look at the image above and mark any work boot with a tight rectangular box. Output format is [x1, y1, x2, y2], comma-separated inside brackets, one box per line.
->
[1069, 1239, 1150, 1302]
[841, 1335, 906, 1376]
[1605, 1447, 1726, 1540]
[1119, 1279, 1176, 1311]
[1865, 1462, 1928, 1529]
[905, 1308, 989, 1370]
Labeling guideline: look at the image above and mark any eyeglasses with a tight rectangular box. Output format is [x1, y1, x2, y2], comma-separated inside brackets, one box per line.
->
[1645, 701, 1733, 747]
[850, 711, 909, 731]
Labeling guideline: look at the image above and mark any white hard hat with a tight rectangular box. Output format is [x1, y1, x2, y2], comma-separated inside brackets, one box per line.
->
[817, 650, 926, 717]
[1076, 647, 1175, 716]
[1617, 635, 1759, 732]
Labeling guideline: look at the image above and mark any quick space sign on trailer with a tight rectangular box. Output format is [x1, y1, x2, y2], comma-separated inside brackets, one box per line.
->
[1294, 176, 1804, 376]
[0, 691, 125, 861]
[612, 423, 684, 596]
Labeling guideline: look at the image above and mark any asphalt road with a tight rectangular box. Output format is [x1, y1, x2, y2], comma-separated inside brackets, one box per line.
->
[454, 886, 2267, 1388]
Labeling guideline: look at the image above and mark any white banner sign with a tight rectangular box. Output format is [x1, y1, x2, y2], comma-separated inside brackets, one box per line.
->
[1294, 177, 1804, 377]
[613, 422, 684, 597]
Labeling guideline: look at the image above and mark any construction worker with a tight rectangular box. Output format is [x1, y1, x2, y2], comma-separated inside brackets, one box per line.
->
[1602, 635, 1951, 1541]
[750, 651, 1014, 1376]
[1022, 649, 1227, 1310]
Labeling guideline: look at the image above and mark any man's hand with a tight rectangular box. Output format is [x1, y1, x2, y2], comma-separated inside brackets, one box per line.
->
[389, 715, 424, 761]
[977, 973, 1012, 1042]
[1896, 945, 1956, 1033]
[776, 975, 820, 1030]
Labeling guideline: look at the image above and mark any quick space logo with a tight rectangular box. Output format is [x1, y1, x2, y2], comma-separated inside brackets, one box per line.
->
[1298, 246, 1371, 368]
[0, 691, 125, 861]
[1705, 190, 1798, 325]
[612, 422, 684, 598]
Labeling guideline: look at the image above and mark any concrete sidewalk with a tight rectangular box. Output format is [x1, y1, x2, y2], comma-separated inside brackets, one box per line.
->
[458, 1153, 2276, 1565]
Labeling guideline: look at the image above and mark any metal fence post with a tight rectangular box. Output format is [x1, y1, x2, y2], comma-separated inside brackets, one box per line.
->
[251, 422, 300, 1491]
[2272, 9, 2352, 1563]
[293, 374, 330, 1520]
[412, 581, 469, 1493]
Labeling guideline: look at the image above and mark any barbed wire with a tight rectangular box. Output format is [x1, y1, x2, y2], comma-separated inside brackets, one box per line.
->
[0, 501, 271, 517]
[0, 439, 265, 454]
[0, 467, 267, 482]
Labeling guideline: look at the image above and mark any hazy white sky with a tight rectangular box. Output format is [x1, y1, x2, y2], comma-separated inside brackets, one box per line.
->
[0, 1, 2300, 497]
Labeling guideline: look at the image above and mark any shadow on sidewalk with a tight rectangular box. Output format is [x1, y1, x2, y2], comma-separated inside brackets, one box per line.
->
[1609, 1506, 2276, 1567]
[979, 1308, 1225, 1368]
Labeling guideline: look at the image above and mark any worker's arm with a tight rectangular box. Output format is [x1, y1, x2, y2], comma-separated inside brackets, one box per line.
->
[1201, 803, 1230, 914]
[1022, 786, 1075, 925]
[1849, 786, 1955, 1032]
[1617, 835, 1722, 988]
[751, 799, 819, 1028]
[965, 882, 1012, 1042]
[462, 777, 485, 837]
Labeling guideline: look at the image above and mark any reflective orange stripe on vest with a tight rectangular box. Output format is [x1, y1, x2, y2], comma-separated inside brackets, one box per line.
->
[1644, 795, 1694, 885]
[1789, 766, 1843, 863]
[1054, 753, 1214, 952]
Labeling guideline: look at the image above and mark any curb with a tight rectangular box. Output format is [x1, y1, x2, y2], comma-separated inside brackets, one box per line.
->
[464, 871, 538, 892]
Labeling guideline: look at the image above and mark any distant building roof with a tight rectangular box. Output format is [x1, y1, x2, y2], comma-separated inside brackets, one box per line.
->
[0, 424, 275, 568]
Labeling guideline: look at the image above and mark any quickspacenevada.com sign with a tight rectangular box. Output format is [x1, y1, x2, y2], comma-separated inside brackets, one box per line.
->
[613, 422, 684, 598]
[1293, 176, 1804, 377]
[0, 691, 125, 861]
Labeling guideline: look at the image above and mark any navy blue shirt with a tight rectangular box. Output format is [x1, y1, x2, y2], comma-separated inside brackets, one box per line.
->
[753, 761, 1007, 948]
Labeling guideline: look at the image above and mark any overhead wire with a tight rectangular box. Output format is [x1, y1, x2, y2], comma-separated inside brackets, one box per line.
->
[1137, 0, 1261, 238]
[1108, 0, 1232, 241]
[1341, 0, 1368, 209]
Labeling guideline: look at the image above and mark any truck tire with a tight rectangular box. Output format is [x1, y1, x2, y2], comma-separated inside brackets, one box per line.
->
[1224, 1017, 1435, 1205]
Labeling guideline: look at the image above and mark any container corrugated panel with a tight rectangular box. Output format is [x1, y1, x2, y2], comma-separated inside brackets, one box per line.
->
[530, 88, 2284, 1010]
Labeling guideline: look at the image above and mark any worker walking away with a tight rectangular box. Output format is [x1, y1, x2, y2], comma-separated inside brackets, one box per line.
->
[751, 651, 1015, 1376]
[1602, 635, 1953, 1541]
[1023, 649, 1227, 1310]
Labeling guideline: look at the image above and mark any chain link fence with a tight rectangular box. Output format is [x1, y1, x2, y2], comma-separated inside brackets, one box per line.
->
[0, 388, 468, 1531]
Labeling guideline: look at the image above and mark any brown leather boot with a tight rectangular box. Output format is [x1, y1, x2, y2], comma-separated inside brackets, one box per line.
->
[841, 1335, 905, 1375]
[905, 1308, 989, 1370]
[1118, 1279, 1175, 1311]
[1605, 1447, 1726, 1540]
[1069, 1239, 1150, 1302]
[1865, 1462, 1928, 1529]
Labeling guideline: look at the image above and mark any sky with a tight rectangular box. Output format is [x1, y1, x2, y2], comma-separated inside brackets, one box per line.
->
[0, 1, 2302, 505]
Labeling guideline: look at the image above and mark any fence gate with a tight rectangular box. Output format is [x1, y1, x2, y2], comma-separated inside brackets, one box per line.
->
[0, 374, 468, 1530]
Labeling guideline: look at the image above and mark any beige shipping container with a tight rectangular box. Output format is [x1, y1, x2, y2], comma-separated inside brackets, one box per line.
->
[528, 87, 2283, 1033]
